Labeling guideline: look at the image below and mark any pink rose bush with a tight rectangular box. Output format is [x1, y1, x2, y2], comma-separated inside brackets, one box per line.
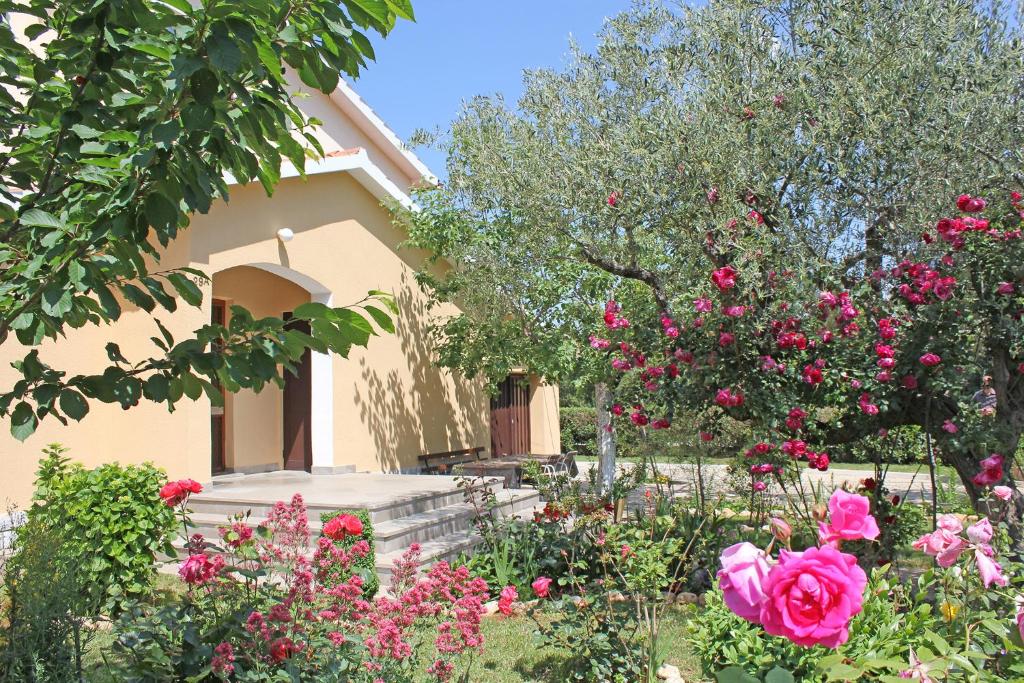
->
[717, 489, 874, 648]
[914, 514, 1008, 588]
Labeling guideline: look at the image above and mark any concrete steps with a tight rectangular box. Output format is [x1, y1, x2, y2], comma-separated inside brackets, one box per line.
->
[163, 476, 541, 589]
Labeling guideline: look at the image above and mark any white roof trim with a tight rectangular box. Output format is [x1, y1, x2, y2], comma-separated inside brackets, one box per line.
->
[330, 81, 438, 186]
[224, 149, 417, 211]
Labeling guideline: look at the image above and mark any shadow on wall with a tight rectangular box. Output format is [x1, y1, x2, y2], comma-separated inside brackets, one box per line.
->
[352, 270, 487, 472]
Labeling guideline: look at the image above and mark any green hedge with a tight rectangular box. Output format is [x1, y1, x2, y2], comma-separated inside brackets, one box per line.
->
[26, 445, 176, 615]
[320, 509, 378, 598]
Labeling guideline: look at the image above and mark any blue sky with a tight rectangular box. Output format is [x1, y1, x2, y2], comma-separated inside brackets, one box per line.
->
[350, 1, 631, 177]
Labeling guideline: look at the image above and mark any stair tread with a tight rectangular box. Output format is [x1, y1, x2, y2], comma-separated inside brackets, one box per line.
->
[373, 489, 539, 538]
[374, 530, 484, 567]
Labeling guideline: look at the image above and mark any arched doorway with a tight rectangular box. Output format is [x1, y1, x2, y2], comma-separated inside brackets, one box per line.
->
[210, 264, 334, 474]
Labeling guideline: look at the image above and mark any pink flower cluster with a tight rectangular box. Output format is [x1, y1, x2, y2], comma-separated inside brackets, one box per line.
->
[717, 489, 877, 648]
[603, 300, 629, 330]
[913, 515, 1007, 588]
[972, 453, 1004, 487]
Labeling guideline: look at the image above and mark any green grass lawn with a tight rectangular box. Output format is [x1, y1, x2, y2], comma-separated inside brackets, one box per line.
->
[467, 607, 701, 683]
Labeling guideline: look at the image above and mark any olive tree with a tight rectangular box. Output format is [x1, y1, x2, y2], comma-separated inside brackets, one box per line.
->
[404, 0, 1024, 497]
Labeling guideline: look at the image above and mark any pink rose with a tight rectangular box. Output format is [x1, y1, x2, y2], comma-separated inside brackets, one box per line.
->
[936, 514, 963, 534]
[996, 282, 1015, 295]
[919, 353, 942, 367]
[498, 585, 518, 616]
[717, 542, 771, 623]
[941, 420, 957, 434]
[993, 486, 1012, 501]
[974, 546, 1008, 588]
[323, 513, 363, 541]
[966, 518, 993, 545]
[759, 547, 867, 648]
[531, 576, 552, 599]
[822, 489, 880, 543]
[694, 297, 713, 313]
[956, 194, 986, 213]
[912, 529, 967, 567]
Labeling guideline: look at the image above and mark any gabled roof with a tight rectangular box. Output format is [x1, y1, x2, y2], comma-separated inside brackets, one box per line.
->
[330, 81, 438, 187]
[224, 147, 416, 210]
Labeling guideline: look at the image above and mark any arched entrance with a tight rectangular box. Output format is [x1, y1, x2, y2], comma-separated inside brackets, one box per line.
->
[210, 264, 334, 474]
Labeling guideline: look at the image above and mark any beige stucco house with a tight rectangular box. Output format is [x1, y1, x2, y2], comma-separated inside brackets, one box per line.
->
[0, 77, 560, 509]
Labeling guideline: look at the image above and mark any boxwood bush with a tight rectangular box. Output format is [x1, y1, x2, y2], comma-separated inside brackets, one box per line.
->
[320, 508, 378, 598]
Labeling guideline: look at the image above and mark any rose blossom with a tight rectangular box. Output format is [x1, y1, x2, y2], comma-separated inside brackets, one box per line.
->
[711, 265, 737, 291]
[759, 546, 867, 648]
[694, 297, 713, 313]
[974, 546, 1008, 588]
[323, 513, 363, 541]
[532, 576, 552, 598]
[955, 194, 986, 213]
[966, 518, 993, 545]
[818, 489, 880, 545]
[919, 353, 942, 367]
[1016, 597, 1024, 642]
[993, 485, 1012, 501]
[160, 478, 203, 507]
[498, 585, 518, 616]
[912, 528, 967, 567]
[717, 542, 771, 623]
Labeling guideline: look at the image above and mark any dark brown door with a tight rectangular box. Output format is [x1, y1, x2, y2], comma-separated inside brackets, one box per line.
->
[283, 314, 312, 471]
[490, 374, 531, 457]
[211, 299, 227, 474]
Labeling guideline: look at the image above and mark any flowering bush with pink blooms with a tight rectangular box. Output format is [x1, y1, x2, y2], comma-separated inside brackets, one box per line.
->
[594, 192, 1024, 546]
[106, 490, 489, 682]
[691, 487, 1024, 681]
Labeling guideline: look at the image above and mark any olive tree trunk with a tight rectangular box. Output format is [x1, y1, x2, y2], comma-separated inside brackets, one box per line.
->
[595, 382, 616, 496]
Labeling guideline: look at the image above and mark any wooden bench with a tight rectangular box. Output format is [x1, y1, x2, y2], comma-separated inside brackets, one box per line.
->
[417, 446, 487, 474]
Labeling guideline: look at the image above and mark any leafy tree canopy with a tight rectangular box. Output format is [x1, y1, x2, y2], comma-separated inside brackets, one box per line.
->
[0, 0, 413, 439]
[403, 0, 1022, 391]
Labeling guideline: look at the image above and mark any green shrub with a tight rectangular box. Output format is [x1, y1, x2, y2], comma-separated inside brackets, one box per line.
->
[27, 445, 176, 615]
[0, 517, 94, 683]
[320, 509, 378, 598]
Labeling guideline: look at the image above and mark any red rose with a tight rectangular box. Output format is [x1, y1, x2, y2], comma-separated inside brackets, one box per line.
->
[711, 265, 737, 292]
[160, 478, 203, 507]
[323, 513, 364, 541]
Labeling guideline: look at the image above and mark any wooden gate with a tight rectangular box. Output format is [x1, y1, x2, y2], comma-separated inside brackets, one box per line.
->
[282, 314, 312, 471]
[490, 374, 530, 457]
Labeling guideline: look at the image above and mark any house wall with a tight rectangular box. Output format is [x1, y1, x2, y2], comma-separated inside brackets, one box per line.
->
[528, 378, 561, 455]
[0, 171, 504, 509]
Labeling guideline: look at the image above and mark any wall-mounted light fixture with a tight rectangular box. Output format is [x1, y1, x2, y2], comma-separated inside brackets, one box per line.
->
[276, 227, 295, 242]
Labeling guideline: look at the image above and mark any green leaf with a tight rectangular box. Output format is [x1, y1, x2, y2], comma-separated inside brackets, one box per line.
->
[292, 301, 333, 319]
[715, 667, 759, 683]
[362, 304, 394, 333]
[189, 68, 219, 105]
[165, 270, 202, 307]
[144, 193, 180, 232]
[21, 208, 63, 228]
[765, 667, 796, 683]
[207, 28, 243, 73]
[384, 0, 415, 20]
[10, 402, 38, 441]
[59, 389, 90, 421]
[41, 285, 73, 317]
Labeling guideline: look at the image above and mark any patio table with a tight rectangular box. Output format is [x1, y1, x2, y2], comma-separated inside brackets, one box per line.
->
[458, 454, 565, 488]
